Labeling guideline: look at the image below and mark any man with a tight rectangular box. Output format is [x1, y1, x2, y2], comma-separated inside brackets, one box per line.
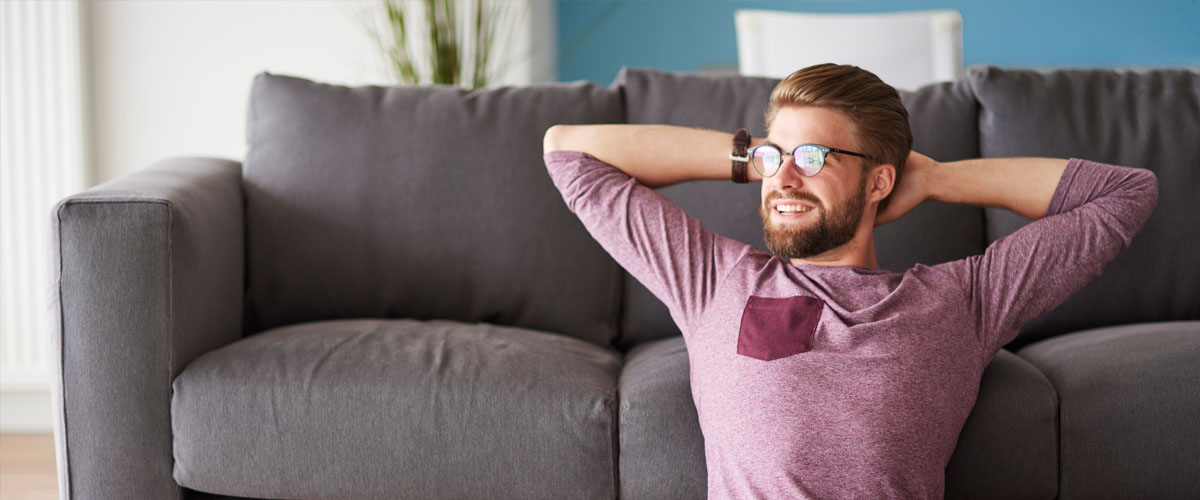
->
[542, 64, 1158, 499]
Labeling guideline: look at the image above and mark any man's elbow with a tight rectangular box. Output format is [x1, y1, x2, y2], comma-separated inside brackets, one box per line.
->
[1142, 168, 1159, 202]
[1118, 167, 1159, 239]
[1121, 166, 1160, 210]
[543, 124, 573, 154]
[1138, 168, 1160, 215]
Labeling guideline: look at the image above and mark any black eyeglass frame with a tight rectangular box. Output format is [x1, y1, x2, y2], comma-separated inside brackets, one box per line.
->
[749, 143, 868, 177]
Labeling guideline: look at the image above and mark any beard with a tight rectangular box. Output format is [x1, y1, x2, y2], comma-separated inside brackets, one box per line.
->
[759, 177, 867, 260]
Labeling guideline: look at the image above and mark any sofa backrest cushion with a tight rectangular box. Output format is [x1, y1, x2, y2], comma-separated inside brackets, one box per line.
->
[242, 74, 625, 346]
[970, 66, 1200, 346]
[613, 67, 984, 349]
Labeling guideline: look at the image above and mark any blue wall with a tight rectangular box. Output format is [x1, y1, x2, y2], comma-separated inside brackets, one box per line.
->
[556, 0, 1200, 84]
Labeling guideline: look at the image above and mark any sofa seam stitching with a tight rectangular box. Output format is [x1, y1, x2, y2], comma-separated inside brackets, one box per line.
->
[55, 198, 175, 498]
[54, 201, 72, 500]
[1055, 392, 1063, 500]
[165, 200, 178, 498]
[612, 352, 625, 500]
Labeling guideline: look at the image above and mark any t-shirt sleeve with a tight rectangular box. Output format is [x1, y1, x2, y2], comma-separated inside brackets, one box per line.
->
[938, 158, 1159, 360]
[544, 150, 756, 335]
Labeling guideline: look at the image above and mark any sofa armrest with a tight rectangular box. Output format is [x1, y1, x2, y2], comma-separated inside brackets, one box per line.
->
[50, 157, 244, 500]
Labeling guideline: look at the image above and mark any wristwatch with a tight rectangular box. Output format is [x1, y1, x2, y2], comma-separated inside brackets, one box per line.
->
[730, 128, 751, 183]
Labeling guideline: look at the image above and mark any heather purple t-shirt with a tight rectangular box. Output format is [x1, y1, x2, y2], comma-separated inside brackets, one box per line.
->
[544, 151, 1157, 499]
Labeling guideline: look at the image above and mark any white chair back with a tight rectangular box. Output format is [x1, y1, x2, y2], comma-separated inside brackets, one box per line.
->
[735, 9, 963, 91]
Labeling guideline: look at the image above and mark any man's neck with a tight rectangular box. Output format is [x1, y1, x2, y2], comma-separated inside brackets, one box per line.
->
[788, 247, 878, 268]
[787, 223, 880, 268]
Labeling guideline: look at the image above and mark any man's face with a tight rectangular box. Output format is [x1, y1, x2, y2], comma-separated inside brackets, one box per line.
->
[759, 106, 869, 260]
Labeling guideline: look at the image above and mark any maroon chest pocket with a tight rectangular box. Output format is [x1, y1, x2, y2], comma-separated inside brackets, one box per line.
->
[737, 295, 824, 361]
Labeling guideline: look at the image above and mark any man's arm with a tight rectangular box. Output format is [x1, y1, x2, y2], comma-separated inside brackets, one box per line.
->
[543, 124, 764, 188]
[542, 125, 761, 337]
[902, 154, 1158, 359]
[876, 152, 1069, 226]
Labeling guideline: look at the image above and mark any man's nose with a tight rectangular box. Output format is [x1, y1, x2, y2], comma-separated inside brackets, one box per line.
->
[771, 156, 805, 190]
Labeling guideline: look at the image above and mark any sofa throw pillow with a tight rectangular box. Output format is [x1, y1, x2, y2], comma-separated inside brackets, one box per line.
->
[242, 74, 625, 346]
[971, 66, 1200, 345]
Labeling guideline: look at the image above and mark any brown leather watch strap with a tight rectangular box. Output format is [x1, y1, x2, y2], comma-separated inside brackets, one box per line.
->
[730, 128, 751, 183]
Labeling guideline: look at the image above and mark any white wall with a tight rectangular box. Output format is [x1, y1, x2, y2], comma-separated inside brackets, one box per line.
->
[1, 0, 88, 433]
[0, 0, 553, 433]
[86, 0, 553, 184]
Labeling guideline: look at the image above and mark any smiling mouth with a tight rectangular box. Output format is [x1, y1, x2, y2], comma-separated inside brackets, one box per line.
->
[775, 204, 813, 215]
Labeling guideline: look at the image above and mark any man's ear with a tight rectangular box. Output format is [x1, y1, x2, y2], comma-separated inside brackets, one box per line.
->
[867, 163, 896, 204]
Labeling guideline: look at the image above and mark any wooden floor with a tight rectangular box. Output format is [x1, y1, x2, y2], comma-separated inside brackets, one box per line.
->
[0, 434, 58, 500]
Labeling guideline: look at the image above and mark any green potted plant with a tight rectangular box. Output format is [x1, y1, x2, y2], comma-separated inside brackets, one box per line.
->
[366, 0, 509, 89]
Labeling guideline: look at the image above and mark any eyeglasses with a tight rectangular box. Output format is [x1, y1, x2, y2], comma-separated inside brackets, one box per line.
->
[749, 143, 867, 177]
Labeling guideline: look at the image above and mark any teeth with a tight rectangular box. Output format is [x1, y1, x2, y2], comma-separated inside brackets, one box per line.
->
[777, 205, 810, 213]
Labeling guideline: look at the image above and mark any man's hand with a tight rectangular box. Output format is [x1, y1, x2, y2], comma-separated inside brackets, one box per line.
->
[879, 153, 1069, 223]
[875, 150, 937, 227]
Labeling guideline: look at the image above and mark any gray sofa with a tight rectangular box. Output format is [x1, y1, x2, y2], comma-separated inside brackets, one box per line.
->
[50, 66, 1199, 500]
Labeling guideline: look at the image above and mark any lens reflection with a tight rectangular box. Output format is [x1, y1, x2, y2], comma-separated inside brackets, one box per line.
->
[797, 145, 824, 176]
[752, 147, 781, 177]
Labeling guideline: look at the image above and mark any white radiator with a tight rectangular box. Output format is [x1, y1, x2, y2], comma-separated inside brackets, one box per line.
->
[1, 0, 87, 430]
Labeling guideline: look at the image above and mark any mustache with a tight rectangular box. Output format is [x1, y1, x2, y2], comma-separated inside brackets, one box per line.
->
[764, 191, 821, 207]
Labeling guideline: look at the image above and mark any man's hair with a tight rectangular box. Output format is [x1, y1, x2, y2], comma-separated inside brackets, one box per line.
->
[764, 63, 913, 209]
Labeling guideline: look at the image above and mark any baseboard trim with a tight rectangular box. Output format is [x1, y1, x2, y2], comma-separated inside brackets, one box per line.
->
[0, 390, 54, 432]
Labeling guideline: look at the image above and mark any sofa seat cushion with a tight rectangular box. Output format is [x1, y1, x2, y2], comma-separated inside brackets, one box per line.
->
[618, 336, 706, 500]
[1018, 321, 1200, 500]
[944, 349, 1057, 500]
[617, 337, 1057, 500]
[171, 319, 621, 500]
